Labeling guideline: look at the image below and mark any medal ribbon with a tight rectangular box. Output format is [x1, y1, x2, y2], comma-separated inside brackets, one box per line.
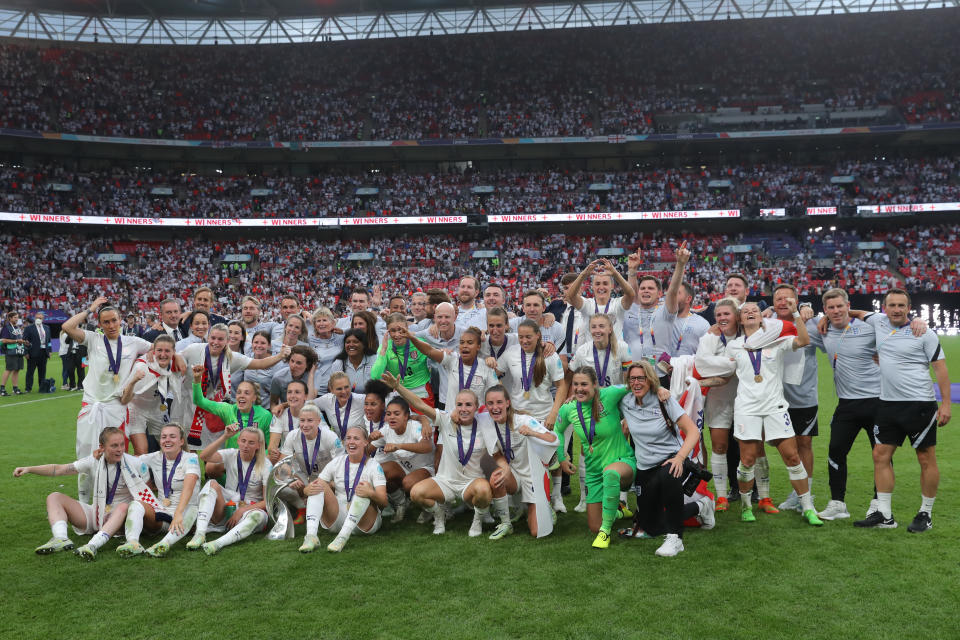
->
[459, 357, 478, 391]
[105, 462, 121, 505]
[494, 423, 513, 462]
[393, 341, 411, 381]
[161, 452, 182, 499]
[593, 344, 611, 386]
[335, 395, 352, 439]
[205, 345, 224, 393]
[287, 409, 294, 432]
[747, 349, 763, 380]
[456, 419, 478, 466]
[576, 402, 596, 450]
[300, 432, 323, 474]
[520, 350, 534, 394]
[344, 454, 367, 502]
[237, 406, 255, 430]
[104, 335, 122, 378]
[488, 337, 507, 360]
[236, 455, 255, 502]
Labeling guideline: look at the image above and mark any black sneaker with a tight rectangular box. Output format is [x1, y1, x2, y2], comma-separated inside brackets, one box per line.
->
[12, 387, 22, 395]
[853, 511, 898, 529]
[0, 388, 7, 397]
[727, 489, 741, 503]
[907, 511, 932, 533]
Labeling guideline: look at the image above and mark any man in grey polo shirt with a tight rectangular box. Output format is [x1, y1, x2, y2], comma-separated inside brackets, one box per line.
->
[848, 289, 950, 532]
[416, 302, 462, 409]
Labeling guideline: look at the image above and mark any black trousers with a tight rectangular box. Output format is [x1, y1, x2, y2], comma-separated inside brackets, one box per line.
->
[828, 398, 881, 502]
[25, 357, 47, 391]
[635, 464, 688, 537]
[61, 354, 76, 386]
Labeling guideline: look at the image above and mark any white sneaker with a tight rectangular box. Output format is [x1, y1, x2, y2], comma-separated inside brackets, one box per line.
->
[326, 535, 348, 553]
[417, 509, 432, 524]
[468, 513, 484, 537]
[574, 498, 587, 513]
[391, 498, 408, 524]
[553, 498, 567, 514]
[818, 499, 850, 521]
[778, 490, 800, 512]
[698, 497, 716, 530]
[655, 533, 684, 557]
[482, 511, 495, 524]
[381, 503, 395, 518]
[865, 498, 879, 517]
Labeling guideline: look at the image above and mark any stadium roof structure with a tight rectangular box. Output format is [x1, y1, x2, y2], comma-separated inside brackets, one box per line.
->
[0, 0, 953, 44]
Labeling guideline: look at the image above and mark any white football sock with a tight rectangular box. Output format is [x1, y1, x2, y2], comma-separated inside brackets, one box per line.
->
[305, 492, 325, 537]
[194, 483, 218, 535]
[578, 463, 587, 499]
[711, 456, 728, 497]
[52, 520, 68, 540]
[87, 531, 110, 551]
[740, 491, 753, 510]
[125, 502, 145, 543]
[492, 496, 510, 524]
[799, 492, 814, 512]
[389, 488, 406, 506]
[337, 496, 371, 541]
[877, 492, 893, 518]
[920, 495, 935, 515]
[755, 456, 770, 499]
[551, 475, 561, 502]
[212, 510, 264, 549]
[159, 506, 198, 546]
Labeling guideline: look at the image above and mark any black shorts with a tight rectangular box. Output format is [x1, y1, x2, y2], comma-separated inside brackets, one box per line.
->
[788, 405, 819, 437]
[4, 354, 23, 371]
[873, 400, 938, 450]
[831, 397, 881, 442]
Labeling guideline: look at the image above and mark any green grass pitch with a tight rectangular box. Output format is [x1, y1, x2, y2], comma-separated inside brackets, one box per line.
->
[1, 341, 959, 639]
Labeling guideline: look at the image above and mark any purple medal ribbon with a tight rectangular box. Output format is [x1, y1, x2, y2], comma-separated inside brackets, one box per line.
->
[300, 432, 323, 474]
[103, 335, 122, 378]
[459, 357, 478, 391]
[236, 455, 255, 502]
[105, 462, 121, 505]
[335, 395, 352, 439]
[719, 329, 740, 347]
[161, 452, 182, 499]
[747, 348, 763, 379]
[592, 344, 611, 386]
[393, 341, 411, 381]
[456, 419, 478, 466]
[594, 299, 611, 315]
[576, 402, 596, 451]
[237, 406, 255, 430]
[494, 423, 513, 462]
[344, 454, 367, 502]
[286, 409, 294, 432]
[489, 337, 507, 359]
[520, 350, 534, 394]
[368, 416, 384, 436]
[205, 345, 224, 393]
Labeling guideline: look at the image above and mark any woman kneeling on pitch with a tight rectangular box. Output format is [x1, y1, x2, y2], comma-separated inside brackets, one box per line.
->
[299, 425, 388, 553]
[390, 375, 498, 537]
[730, 302, 822, 527]
[619, 362, 704, 557]
[484, 385, 558, 539]
[278, 404, 343, 524]
[187, 425, 272, 555]
[14, 427, 157, 560]
[368, 384, 436, 524]
[555, 367, 636, 549]
[139, 423, 201, 557]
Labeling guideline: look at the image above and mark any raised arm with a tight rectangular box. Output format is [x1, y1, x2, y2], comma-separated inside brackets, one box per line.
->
[62, 296, 107, 343]
[120, 368, 146, 405]
[404, 329, 444, 364]
[381, 371, 436, 422]
[13, 462, 78, 478]
[567, 261, 597, 311]
[783, 298, 810, 349]
[663, 242, 689, 315]
[198, 423, 240, 463]
[599, 258, 636, 310]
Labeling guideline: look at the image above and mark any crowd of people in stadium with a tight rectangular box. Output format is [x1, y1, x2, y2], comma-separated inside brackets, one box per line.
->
[1, 12, 958, 141]
[2, 155, 958, 219]
[7, 244, 950, 560]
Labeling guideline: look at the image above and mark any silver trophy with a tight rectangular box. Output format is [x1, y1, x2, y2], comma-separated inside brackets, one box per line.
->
[265, 455, 299, 540]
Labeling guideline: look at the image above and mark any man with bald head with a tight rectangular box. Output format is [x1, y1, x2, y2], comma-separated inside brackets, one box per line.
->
[416, 301, 462, 409]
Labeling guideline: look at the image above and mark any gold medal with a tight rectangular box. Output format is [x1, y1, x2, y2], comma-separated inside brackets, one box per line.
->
[105, 504, 112, 514]
[113, 374, 119, 384]
[754, 374, 763, 383]
[162, 498, 171, 507]
[523, 391, 530, 399]
[588, 445, 594, 454]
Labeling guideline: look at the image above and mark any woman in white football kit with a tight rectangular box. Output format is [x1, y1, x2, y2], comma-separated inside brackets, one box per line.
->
[277, 403, 344, 524]
[13, 427, 151, 561]
[729, 302, 822, 527]
[121, 334, 185, 455]
[187, 425, 272, 555]
[405, 326, 500, 414]
[368, 387, 436, 524]
[569, 313, 633, 512]
[138, 424, 202, 557]
[484, 385, 558, 539]
[299, 425, 388, 553]
[61, 297, 153, 503]
[311, 372, 367, 439]
[496, 319, 568, 512]
[268, 379, 309, 463]
[695, 298, 741, 512]
[395, 380, 499, 537]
